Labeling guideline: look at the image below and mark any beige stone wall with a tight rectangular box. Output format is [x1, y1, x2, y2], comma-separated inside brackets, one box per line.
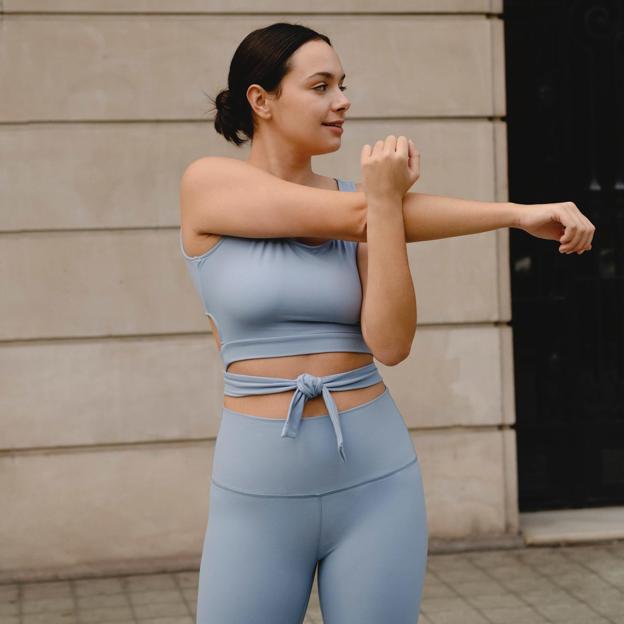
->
[0, 0, 519, 581]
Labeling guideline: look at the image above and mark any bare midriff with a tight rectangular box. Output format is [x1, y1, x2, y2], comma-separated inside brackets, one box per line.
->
[224, 351, 386, 419]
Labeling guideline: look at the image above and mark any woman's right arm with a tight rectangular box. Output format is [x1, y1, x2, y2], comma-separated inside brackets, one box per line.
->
[179, 156, 368, 242]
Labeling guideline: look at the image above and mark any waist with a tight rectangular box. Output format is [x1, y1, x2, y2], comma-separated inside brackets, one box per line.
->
[223, 357, 384, 418]
[223, 361, 383, 399]
[222, 361, 385, 464]
[213, 387, 418, 496]
[223, 383, 386, 418]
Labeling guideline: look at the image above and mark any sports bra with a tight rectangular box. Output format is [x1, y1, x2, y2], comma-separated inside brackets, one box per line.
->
[179, 177, 373, 372]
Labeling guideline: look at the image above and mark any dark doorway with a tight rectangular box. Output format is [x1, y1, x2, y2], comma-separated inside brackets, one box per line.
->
[503, 0, 624, 510]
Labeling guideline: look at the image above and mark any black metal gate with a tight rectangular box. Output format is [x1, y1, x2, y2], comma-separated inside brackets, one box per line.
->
[503, 0, 624, 510]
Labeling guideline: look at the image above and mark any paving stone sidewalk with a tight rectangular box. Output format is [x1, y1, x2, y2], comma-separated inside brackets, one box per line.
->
[0, 540, 622, 624]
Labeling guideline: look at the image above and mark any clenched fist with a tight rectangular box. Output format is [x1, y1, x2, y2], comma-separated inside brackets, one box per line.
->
[361, 135, 420, 201]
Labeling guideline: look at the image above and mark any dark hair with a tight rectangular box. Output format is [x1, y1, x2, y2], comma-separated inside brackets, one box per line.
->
[208, 22, 332, 146]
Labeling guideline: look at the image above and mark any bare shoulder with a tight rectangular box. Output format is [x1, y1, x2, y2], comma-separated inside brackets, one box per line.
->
[184, 155, 238, 170]
[179, 157, 227, 257]
[181, 155, 239, 186]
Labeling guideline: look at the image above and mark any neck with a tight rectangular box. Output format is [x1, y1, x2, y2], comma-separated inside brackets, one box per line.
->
[245, 135, 319, 186]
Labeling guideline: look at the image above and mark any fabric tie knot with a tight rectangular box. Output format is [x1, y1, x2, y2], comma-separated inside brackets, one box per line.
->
[282, 372, 346, 462]
[295, 373, 324, 399]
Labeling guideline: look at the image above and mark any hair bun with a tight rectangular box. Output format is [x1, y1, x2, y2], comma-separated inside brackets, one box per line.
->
[213, 88, 243, 146]
[215, 89, 233, 113]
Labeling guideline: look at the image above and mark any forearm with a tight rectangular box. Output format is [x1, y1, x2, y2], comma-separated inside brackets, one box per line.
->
[400, 192, 523, 242]
[362, 194, 417, 365]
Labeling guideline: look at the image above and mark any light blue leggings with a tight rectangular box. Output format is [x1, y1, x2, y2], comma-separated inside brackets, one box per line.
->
[196, 387, 429, 623]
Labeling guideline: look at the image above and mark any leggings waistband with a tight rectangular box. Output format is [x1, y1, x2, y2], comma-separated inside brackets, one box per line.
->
[212, 387, 418, 497]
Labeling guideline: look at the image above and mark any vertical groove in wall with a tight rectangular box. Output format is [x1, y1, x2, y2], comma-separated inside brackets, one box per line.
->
[500, 325, 516, 427]
[503, 427, 520, 534]
[494, 121, 512, 323]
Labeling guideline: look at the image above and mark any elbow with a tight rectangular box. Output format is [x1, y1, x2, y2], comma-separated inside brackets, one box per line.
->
[373, 346, 411, 367]
[363, 324, 416, 366]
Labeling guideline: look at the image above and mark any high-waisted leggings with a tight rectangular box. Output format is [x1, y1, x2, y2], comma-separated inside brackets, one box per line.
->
[196, 387, 429, 623]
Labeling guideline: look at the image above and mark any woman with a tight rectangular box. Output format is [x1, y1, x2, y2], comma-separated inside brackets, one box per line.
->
[179, 23, 594, 624]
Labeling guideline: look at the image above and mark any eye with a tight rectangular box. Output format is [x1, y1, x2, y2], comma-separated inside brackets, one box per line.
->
[313, 84, 348, 92]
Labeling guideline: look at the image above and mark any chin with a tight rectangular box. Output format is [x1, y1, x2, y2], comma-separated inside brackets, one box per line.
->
[310, 144, 341, 157]
[309, 137, 342, 156]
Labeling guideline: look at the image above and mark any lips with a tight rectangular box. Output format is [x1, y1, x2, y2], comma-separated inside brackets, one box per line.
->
[322, 121, 344, 127]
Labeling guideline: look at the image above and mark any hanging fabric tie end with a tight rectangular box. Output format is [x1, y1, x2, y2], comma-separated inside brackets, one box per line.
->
[338, 443, 347, 463]
[280, 422, 298, 439]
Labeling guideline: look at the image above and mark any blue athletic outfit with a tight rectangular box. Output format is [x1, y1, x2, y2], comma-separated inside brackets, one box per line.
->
[180, 177, 429, 623]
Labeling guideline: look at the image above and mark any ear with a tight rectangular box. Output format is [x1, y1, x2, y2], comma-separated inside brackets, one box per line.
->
[246, 84, 272, 121]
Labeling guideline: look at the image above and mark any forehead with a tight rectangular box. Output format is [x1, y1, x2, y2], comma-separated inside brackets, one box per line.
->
[289, 40, 344, 79]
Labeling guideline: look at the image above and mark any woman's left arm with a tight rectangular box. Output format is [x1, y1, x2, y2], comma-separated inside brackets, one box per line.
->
[399, 192, 595, 254]
[359, 191, 416, 366]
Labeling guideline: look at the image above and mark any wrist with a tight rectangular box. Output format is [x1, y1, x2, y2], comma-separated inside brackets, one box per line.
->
[507, 202, 526, 229]
[365, 190, 404, 207]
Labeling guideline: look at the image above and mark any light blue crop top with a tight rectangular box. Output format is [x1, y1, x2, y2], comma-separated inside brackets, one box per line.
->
[179, 177, 373, 372]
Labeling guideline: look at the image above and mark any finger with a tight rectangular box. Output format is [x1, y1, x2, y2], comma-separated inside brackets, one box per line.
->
[361, 144, 371, 163]
[557, 213, 576, 253]
[407, 139, 415, 169]
[373, 138, 384, 157]
[565, 204, 589, 252]
[396, 135, 409, 159]
[384, 134, 397, 152]
[557, 203, 574, 246]
[559, 203, 584, 253]
[565, 205, 593, 253]
[578, 212, 596, 250]
[411, 152, 420, 174]
[577, 225, 592, 252]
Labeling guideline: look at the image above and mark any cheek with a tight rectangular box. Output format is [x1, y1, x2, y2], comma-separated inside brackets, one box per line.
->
[293, 93, 325, 117]
[285, 108, 323, 134]
[277, 97, 329, 138]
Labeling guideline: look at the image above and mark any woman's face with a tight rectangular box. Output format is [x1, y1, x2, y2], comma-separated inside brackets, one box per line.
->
[250, 39, 351, 155]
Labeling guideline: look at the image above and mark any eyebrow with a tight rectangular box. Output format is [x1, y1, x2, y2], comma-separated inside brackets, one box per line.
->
[306, 71, 346, 81]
